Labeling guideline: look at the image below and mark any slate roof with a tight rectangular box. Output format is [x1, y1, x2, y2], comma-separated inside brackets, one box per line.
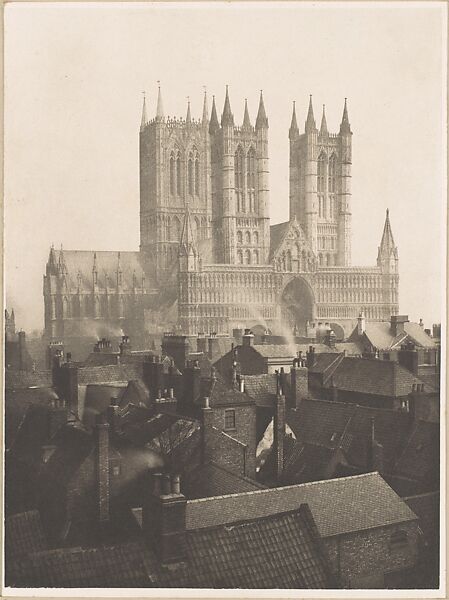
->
[185, 472, 417, 538]
[207, 376, 255, 407]
[357, 321, 437, 351]
[254, 343, 335, 359]
[7, 505, 333, 589]
[184, 461, 266, 499]
[5, 511, 48, 560]
[77, 363, 143, 384]
[287, 398, 412, 473]
[394, 420, 440, 481]
[243, 373, 278, 407]
[328, 356, 433, 396]
[59, 250, 147, 291]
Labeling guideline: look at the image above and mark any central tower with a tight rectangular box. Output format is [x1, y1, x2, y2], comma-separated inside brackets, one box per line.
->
[289, 97, 352, 267]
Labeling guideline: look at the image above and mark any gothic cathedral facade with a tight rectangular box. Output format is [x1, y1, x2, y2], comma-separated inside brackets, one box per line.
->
[43, 86, 399, 344]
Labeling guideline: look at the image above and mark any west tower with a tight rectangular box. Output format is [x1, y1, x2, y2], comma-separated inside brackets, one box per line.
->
[289, 97, 352, 267]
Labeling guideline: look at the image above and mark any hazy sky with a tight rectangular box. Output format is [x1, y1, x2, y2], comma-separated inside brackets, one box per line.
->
[5, 2, 446, 333]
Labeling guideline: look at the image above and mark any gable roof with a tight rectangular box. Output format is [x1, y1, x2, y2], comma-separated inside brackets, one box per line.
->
[328, 356, 433, 396]
[183, 461, 266, 499]
[243, 373, 278, 407]
[5, 511, 48, 561]
[77, 363, 143, 385]
[185, 472, 417, 538]
[356, 321, 437, 351]
[8, 506, 333, 589]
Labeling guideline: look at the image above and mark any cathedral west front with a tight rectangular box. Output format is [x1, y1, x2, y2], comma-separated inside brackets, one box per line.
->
[43, 86, 399, 345]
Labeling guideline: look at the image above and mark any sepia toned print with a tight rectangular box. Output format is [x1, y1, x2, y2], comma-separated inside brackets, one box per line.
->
[3, 1, 445, 595]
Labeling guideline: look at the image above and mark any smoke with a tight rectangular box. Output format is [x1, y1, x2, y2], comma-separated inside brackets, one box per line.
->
[75, 319, 126, 339]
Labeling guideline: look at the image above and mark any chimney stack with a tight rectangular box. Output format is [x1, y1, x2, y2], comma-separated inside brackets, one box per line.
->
[95, 417, 110, 523]
[47, 398, 68, 439]
[242, 328, 255, 347]
[290, 362, 308, 409]
[274, 372, 286, 482]
[306, 346, 316, 368]
[142, 471, 187, 564]
[119, 335, 132, 356]
[182, 360, 202, 408]
[143, 355, 165, 402]
[390, 315, 409, 337]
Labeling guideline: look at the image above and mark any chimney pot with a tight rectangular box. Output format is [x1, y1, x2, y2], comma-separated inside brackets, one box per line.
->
[203, 396, 210, 409]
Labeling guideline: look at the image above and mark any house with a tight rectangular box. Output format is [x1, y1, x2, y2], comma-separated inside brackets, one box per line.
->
[6, 473, 334, 589]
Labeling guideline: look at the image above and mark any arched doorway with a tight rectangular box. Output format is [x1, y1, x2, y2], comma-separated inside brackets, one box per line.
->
[281, 277, 315, 336]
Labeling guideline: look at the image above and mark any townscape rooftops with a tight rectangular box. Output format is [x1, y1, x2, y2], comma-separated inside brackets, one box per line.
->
[243, 373, 278, 406]
[5, 370, 53, 390]
[328, 356, 433, 396]
[184, 460, 266, 499]
[8, 505, 333, 589]
[185, 472, 417, 538]
[77, 363, 143, 385]
[360, 321, 437, 351]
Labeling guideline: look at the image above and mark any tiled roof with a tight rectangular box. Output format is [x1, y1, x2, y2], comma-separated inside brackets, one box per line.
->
[185, 505, 333, 588]
[77, 363, 143, 384]
[208, 376, 254, 407]
[82, 383, 127, 426]
[394, 420, 440, 481]
[184, 461, 266, 499]
[308, 352, 345, 376]
[243, 373, 278, 406]
[329, 356, 433, 396]
[288, 399, 355, 448]
[253, 343, 336, 359]
[5, 511, 48, 560]
[8, 506, 333, 589]
[185, 472, 417, 538]
[59, 250, 148, 292]
[358, 321, 437, 351]
[5, 370, 53, 390]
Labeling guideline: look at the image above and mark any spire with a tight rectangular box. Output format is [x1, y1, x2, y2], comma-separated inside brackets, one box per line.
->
[156, 83, 164, 121]
[289, 101, 299, 139]
[242, 98, 252, 128]
[221, 85, 234, 127]
[320, 104, 328, 135]
[340, 97, 351, 134]
[140, 93, 147, 131]
[209, 95, 219, 134]
[305, 95, 316, 133]
[255, 90, 268, 129]
[186, 98, 191, 123]
[202, 89, 209, 125]
[179, 207, 197, 256]
[377, 208, 398, 266]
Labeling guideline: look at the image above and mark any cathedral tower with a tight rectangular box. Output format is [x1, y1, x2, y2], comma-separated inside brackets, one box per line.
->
[210, 88, 270, 265]
[289, 97, 353, 267]
[139, 86, 211, 283]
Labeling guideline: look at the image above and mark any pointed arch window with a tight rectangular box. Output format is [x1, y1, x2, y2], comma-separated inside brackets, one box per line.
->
[247, 147, 256, 213]
[253, 250, 259, 265]
[237, 231, 243, 244]
[235, 146, 244, 212]
[194, 153, 200, 196]
[328, 154, 337, 193]
[245, 231, 251, 244]
[317, 152, 326, 219]
[245, 249, 251, 265]
[176, 152, 182, 195]
[253, 231, 259, 245]
[188, 153, 194, 195]
[170, 152, 175, 195]
[237, 250, 243, 264]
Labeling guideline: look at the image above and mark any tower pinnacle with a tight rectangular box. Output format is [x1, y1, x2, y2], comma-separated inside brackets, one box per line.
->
[156, 83, 164, 121]
[305, 95, 316, 133]
[221, 85, 234, 127]
[289, 101, 299, 139]
[320, 104, 328, 135]
[140, 92, 147, 131]
[377, 208, 398, 269]
[202, 89, 209, 124]
[255, 90, 268, 129]
[186, 97, 191, 123]
[209, 95, 219, 134]
[242, 98, 252, 128]
[340, 97, 351, 134]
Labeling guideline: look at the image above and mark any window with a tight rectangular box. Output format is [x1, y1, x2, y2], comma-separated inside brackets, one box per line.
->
[195, 154, 200, 196]
[247, 147, 256, 212]
[317, 152, 326, 218]
[253, 231, 259, 245]
[237, 230, 243, 244]
[237, 250, 243, 264]
[188, 154, 194, 195]
[224, 409, 236, 430]
[245, 249, 251, 265]
[176, 152, 181, 195]
[245, 231, 251, 244]
[253, 249, 259, 264]
[235, 146, 244, 212]
[170, 153, 175, 195]
[329, 154, 337, 192]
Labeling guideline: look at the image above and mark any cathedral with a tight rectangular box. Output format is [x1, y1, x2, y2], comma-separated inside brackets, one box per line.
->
[43, 86, 399, 347]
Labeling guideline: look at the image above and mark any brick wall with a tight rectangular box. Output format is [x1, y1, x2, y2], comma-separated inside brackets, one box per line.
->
[325, 521, 419, 588]
[202, 403, 256, 478]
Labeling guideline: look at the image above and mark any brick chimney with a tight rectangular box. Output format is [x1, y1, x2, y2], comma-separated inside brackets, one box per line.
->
[162, 334, 190, 371]
[390, 315, 409, 337]
[182, 360, 201, 407]
[94, 338, 113, 353]
[119, 335, 132, 356]
[53, 362, 79, 417]
[306, 346, 316, 368]
[368, 418, 384, 473]
[273, 372, 286, 482]
[154, 388, 177, 415]
[325, 330, 337, 349]
[142, 472, 187, 564]
[242, 328, 255, 347]
[357, 311, 366, 336]
[290, 361, 308, 409]
[143, 355, 165, 401]
[95, 417, 110, 523]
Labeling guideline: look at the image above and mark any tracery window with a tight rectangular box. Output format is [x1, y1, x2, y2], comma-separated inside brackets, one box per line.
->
[170, 152, 175, 195]
[237, 231, 243, 244]
[247, 147, 256, 212]
[235, 146, 244, 212]
[188, 154, 194, 195]
[176, 152, 181, 195]
[317, 152, 326, 218]
[194, 154, 200, 196]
